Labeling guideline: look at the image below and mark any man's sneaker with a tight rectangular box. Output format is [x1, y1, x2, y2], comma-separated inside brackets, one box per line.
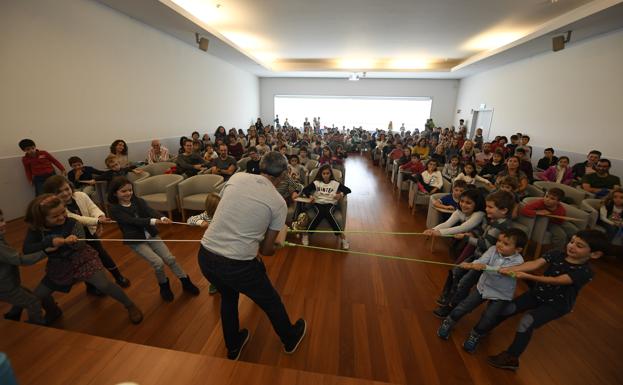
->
[437, 318, 454, 340]
[284, 319, 307, 354]
[433, 305, 452, 319]
[208, 283, 218, 295]
[462, 330, 481, 353]
[488, 351, 519, 371]
[227, 329, 250, 360]
[301, 234, 309, 246]
[341, 238, 350, 250]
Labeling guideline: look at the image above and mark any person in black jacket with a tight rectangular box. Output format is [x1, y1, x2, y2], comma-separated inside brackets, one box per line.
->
[108, 177, 200, 301]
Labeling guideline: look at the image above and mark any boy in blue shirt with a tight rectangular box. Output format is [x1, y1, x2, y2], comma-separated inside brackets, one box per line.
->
[432, 180, 467, 221]
[437, 228, 527, 353]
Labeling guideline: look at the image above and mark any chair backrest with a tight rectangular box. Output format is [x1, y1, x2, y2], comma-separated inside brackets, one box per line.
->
[524, 184, 545, 198]
[126, 171, 150, 184]
[134, 174, 184, 197]
[305, 159, 319, 172]
[581, 198, 602, 229]
[426, 192, 450, 229]
[178, 174, 224, 197]
[534, 181, 587, 206]
[138, 162, 176, 176]
[237, 157, 250, 172]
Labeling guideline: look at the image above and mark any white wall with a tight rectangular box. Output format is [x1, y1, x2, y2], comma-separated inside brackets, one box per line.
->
[455, 29, 623, 166]
[260, 78, 459, 129]
[0, 0, 259, 220]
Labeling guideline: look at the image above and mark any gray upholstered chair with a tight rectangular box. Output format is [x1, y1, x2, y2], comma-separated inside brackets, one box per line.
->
[137, 161, 176, 176]
[410, 178, 451, 214]
[236, 157, 250, 173]
[134, 174, 184, 219]
[534, 181, 590, 206]
[426, 192, 453, 229]
[126, 171, 150, 184]
[177, 174, 225, 221]
[523, 197, 589, 258]
[307, 167, 343, 184]
[581, 198, 605, 232]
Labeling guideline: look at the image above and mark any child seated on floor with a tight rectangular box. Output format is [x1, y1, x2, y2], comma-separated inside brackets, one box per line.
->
[437, 229, 527, 353]
[434, 191, 516, 318]
[487, 230, 609, 371]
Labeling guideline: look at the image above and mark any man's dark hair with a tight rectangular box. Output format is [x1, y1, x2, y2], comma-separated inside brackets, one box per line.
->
[260, 151, 288, 177]
[598, 158, 611, 168]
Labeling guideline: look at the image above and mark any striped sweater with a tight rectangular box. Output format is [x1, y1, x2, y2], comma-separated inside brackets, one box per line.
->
[468, 217, 511, 257]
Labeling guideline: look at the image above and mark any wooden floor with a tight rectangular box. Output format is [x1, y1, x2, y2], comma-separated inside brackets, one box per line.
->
[1, 155, 622, 385]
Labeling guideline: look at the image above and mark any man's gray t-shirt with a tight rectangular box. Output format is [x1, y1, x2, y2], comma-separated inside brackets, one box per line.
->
[201, 172, 287, 260]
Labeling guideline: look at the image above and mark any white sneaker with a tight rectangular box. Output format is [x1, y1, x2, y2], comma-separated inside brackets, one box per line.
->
[301, 234, 309, 246]
[341, 239, 350, 250]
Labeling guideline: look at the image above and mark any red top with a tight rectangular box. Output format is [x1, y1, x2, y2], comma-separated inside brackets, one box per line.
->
[520, 199, 566, 224]
[21, 150, 65, 182]
[400, 160, 425, 174]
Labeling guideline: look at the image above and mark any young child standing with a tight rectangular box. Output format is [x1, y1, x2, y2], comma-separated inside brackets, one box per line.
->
[488, 230, 609, 370]
[437, 229, 527, 353]
[43, 176, 130, 292]
[520, 188, 577, 250]
[108, 177, 200, 301]
[19, 139, 66, 196]
[301, 165, 352, 250]
[0, 208, 48, 324]
[434, 191, 516, 317]
[187, 192, 221, 294]
[23, 195, 142, 324]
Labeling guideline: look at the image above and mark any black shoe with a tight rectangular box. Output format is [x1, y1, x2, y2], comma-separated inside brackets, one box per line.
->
[488, 351, 519, 371]
[44, 306, 63, 325]
[3, 306, 23, 321]
[115, 275, 131, 288]
[180, 276, 200, 296]
[433, 305, 452, 319]
[86, 284, 106, 297]
[159, 278, 174, 301]
[227, 329, 250, 360]
[284, 319, 307, 354]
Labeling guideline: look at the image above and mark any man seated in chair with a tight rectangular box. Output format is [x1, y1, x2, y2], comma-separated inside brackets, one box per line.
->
[581, 159, 621, 198]
[208, 144, 237, 181]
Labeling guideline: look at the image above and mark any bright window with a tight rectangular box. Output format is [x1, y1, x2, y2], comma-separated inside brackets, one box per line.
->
[274, 95, 432, 132]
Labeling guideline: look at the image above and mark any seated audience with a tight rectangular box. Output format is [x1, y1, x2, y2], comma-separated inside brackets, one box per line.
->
[572, 150, 601, 184]
[536, 147, 558, 171]
[536, 156, 573, 185]
[176, 139, 210, 177]
[581, 159, 621, 198]
[245, 147, 261, 174]
[110, 139, 129, 168]
[147, 140, 170, 164]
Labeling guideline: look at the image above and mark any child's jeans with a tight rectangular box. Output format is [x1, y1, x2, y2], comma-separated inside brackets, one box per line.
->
[448, 289, 510, 335]
[129, 238, 187, 283]
[33, 173, 55, 196]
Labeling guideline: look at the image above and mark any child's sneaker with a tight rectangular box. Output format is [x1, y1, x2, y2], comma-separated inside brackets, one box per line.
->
[341, 238, 350, 250]
[437, 318, 454, 340]
[284, 319, 307, 354]
[227, 329, 250, 360]
[462, 330, 481, 353]
[488, 351, 519, 371]
[301, 234, 309, 246]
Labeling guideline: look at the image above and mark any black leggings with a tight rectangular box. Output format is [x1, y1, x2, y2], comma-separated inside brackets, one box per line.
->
[308, 203, 343, 236]
[84, 236, 124, 292]
[494, 292, 568, 357]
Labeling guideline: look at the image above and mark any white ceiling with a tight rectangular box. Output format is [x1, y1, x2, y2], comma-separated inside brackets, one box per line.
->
[97, 0, 623, 78]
